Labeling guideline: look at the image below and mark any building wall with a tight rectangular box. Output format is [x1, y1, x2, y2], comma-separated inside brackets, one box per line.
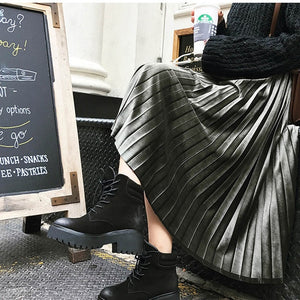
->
[62, 2, 232, 99]
[101, 3, 165, 97]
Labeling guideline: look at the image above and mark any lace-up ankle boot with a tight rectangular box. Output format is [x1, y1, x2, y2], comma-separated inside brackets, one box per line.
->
[47, 169, 145, 254]
[98, 241, 180, 300]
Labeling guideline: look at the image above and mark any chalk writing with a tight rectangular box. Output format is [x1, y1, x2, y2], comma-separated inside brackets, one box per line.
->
[11, 130, 27, 148]
[0, 120, 30, 129]
[0, 4, 64, 194]
[0, 86, 7, 97]
[6, 105, 31, 116]
[16, 14, 24, 29]
[1, 168, 12, 177]
[0, 39, 23, 56]
[0, 121, 33, 149]
[0, 9, 25, 33]
[23, 154, 48, 164]
[15, 166, 48, 176]
[185, 45, 193, 53]
[0, 166, 48, 178]
[0, 136, 33, 148]
[0, 154, 49, 180]
[0, 155, 20, 165]
[0, 67, 36, 81]
[0, 154, 48, 166]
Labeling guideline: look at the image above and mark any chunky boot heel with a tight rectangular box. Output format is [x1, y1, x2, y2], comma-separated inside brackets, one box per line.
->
[112, 230, 144, 254]
[151, 291, 180, 300]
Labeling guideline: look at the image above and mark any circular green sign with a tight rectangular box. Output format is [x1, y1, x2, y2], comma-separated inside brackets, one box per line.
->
[198, 14, 213, 23]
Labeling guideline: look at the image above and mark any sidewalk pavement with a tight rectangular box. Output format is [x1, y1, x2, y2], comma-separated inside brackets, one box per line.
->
[0, 218, 254, 300]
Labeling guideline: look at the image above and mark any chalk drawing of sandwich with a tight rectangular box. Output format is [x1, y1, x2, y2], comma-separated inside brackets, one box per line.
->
[0, 67, 37, 81]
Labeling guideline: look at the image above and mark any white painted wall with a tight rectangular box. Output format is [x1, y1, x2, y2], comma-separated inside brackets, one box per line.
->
[63, 2, 232, 99]
[63, 3, 110, 95]
[101, 3, 165, 97]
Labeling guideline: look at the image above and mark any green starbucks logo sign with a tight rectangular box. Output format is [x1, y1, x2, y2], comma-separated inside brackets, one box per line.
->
[197, 14, 213, 23]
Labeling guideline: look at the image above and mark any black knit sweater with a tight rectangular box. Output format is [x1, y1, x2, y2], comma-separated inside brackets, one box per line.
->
[202, 3, 300, 79]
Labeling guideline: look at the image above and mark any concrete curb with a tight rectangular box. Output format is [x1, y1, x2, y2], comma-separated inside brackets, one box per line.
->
[177, 268, 260, 300]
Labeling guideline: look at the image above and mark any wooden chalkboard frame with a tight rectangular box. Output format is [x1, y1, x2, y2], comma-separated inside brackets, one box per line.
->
[0, 3, 86, 220]
[173, 27, 194, 60]
[173, 27, 202, 72]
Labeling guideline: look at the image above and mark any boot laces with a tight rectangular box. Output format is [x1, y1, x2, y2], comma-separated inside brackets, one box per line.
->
[129, 253, 151, 285]
[89, 169, 120, 214]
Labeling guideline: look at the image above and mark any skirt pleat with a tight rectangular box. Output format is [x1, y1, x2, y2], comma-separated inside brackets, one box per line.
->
[111, 63, 299, 283]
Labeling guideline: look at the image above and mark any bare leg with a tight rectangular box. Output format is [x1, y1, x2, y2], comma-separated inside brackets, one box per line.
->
[118, 157, 141, 185]
[144, 195, 173, 253]
[118, 157, 172, 253]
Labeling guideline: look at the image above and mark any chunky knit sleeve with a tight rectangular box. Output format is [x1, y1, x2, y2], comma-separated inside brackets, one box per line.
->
[216, 18, 226, 35]
[202, 3, 300, 79]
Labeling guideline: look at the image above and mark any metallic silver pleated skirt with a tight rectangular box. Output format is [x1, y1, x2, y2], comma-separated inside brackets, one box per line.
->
[111, 63, 299, 283]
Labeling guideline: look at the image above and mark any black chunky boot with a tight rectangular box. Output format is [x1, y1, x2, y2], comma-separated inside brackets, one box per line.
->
[98, 241, 180, 300]
[47, 169, 145, 254]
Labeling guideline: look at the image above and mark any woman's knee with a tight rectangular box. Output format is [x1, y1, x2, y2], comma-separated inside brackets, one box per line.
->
[140, 62, 175, 74]
[134, 62, 175, 82]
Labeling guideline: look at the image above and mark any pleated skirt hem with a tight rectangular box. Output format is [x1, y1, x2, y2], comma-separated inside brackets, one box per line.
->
[112, 63, 299, 284]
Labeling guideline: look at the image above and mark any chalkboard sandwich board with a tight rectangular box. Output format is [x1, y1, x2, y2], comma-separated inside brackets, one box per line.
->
[0, 3, 85, 221]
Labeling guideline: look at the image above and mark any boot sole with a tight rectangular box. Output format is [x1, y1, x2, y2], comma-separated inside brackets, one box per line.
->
[47, 224, 144, 254]
[150, 291, 180, 300]
[98, 291, 180, 300]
